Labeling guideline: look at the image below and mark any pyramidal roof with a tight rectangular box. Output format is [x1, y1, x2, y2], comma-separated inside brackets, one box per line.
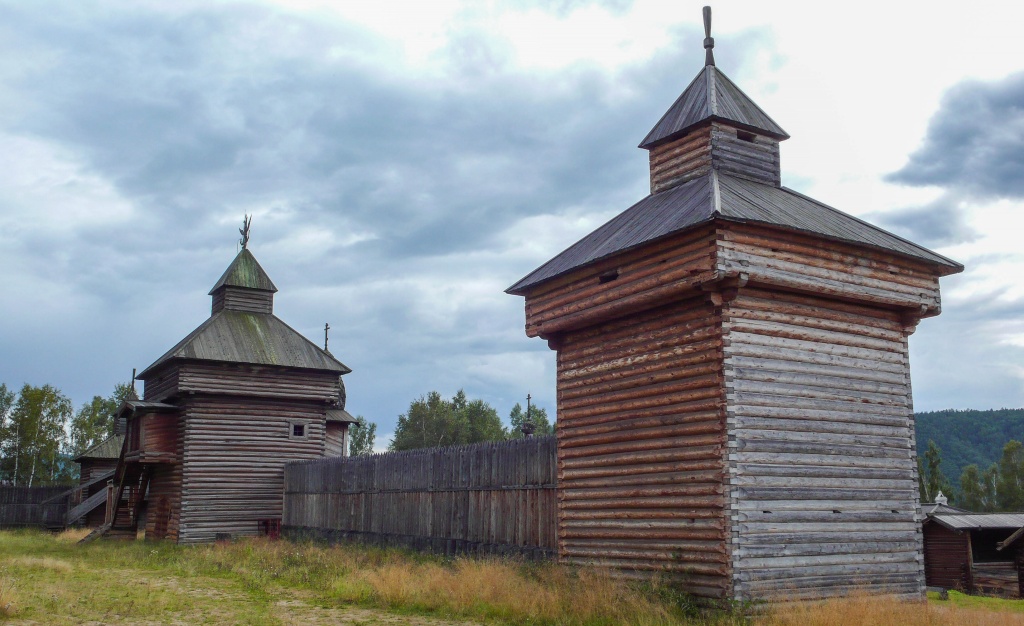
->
[138, 235, 349, 379]
[506, 8, 960, 295]
[639, 65, 789, 149]
[506, 172, 962, 294]
[209, 248, 278, 294]
[137, 310, 351, 378]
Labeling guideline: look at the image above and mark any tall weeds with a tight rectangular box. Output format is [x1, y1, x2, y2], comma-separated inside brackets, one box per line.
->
[0, 574, 17, 619]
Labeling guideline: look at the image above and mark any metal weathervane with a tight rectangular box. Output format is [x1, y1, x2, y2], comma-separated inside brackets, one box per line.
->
[239, 214, 252, 249]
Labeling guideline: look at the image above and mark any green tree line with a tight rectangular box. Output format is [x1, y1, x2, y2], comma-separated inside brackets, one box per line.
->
[0, 381, 132, 486]
[915, 408, 1024, 480]
[919, 438, 1024, 512]
[348, 389, 553, 456]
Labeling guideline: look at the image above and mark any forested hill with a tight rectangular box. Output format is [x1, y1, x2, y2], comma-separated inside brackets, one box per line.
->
[915, 408, 1024, 482]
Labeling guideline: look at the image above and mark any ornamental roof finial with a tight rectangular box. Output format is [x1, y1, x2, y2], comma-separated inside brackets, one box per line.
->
[239, 214, 252, 250]
[703, 6, 715, 67]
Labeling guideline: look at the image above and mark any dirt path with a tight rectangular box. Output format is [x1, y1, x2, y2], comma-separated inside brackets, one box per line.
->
[272, 600, 482, 626]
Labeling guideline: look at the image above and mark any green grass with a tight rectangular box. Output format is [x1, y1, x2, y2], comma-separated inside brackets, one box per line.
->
[0, 528, 713, 625]
[928, 590, 1024, 614]
[2, 528, 1024, 625]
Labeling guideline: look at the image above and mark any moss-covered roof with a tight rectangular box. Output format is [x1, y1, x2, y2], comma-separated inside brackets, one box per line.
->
[137, 310, 351, 378]
[209, 248, 278, 294]
[72, 434, 124, 462]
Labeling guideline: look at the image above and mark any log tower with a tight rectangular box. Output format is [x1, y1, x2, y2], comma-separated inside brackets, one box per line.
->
[101, 227, 356, 543]
[507, 7, 962, 601]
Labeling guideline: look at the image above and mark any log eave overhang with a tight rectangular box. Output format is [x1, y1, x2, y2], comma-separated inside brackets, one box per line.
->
[512, 212, 960, 303]
[641, 116, 789, 152]
[713, 214, 965, 278]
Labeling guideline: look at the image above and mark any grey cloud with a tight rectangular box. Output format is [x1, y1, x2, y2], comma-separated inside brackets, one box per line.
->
[1, 1, 703, 290]
[867, 195, 979, 248]
[0, 2, 777, 432]
[887, 72, 1024, 198]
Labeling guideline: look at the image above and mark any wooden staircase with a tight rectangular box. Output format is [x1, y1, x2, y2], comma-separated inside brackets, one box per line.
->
[79, 437, 151, 544]
[112, 464, 149, 528]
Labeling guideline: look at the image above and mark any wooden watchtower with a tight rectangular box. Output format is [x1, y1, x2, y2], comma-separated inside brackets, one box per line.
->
[507, 8, 962, 601]
[103, 227, 355, 543]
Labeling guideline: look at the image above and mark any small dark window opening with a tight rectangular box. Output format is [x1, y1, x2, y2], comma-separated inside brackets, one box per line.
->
[599, 270, 620, 284]
[832, 510, 841, 514]
[736, 130, 757, 143]
[292, 424, 305, 437]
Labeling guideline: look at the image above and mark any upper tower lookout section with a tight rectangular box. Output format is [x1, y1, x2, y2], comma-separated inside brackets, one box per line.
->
[640, 7, 789, 193]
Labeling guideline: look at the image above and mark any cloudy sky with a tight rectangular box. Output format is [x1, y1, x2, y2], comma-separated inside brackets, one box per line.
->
[2, 0, 1022, 449]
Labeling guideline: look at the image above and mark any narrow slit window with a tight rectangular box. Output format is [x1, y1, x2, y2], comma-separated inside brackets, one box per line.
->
[599, 270, 620, 284]
[736, 130, 756, 143]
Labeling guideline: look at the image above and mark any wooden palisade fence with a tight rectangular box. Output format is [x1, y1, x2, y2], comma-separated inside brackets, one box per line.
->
[0, 486, 70, 529]
[284, 436, 557, 557]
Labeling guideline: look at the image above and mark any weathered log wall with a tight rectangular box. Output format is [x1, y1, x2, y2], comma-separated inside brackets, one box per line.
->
[524, 227, 717, 338]
[555, 294, 729, 598]
[648, 123, 780, 194]
[79, 459, 117, 484]
[718, 225, 943, 314]
[923, 522, 971, 591]
[723, 286, 925, 599]
[973, 563, 1020, 599]
[284, 436, 557, 557]
[177, 396, 327, 544]
[325, 422, 347, 457]
[0, 486, 69, 528]
[212, 286, 273, 315]
[146, 363, 339, 403]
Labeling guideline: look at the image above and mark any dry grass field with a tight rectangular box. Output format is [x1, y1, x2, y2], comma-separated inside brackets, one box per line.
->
[1, 528, 1023, 625]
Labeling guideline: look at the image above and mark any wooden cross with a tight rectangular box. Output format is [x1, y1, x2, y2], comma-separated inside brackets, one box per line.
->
[324, 322, 330, 351]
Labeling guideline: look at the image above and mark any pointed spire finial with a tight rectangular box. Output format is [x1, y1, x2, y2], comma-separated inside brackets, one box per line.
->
[703, 6, 715, 66]
[239, 214, 252, 249]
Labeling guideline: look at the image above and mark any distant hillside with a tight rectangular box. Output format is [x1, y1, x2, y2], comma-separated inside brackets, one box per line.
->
[915, 408, 1024, 484]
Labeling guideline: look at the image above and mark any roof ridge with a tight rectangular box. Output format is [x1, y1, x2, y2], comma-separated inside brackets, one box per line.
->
[710, 169, 722, 217]
[707, 65, 718, 117]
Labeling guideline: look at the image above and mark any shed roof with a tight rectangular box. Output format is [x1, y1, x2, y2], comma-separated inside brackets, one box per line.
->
[639, 65, 789, 149]
[209, 248, 278, 294]
[506, 172, 963, 294]
[327, 408, 359, 424]
[116, 399, 178, 418]
[928, 512, 1024, 531]
[72, 434, 125, 462]
[137, 310, 351, 378]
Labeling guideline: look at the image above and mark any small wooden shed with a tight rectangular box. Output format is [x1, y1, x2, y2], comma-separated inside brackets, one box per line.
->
[103, 239, 353, 543]
[507, 9, 962, 601]
[922, 503, 1024, 598]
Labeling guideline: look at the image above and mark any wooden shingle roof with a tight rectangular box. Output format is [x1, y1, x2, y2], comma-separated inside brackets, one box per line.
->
[137, 310, 350, 378]
[72, 434, 125, 462]
[639, 66, 789, 149]
[506, 172, 963, 294]
[209, 248, 277, 294]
